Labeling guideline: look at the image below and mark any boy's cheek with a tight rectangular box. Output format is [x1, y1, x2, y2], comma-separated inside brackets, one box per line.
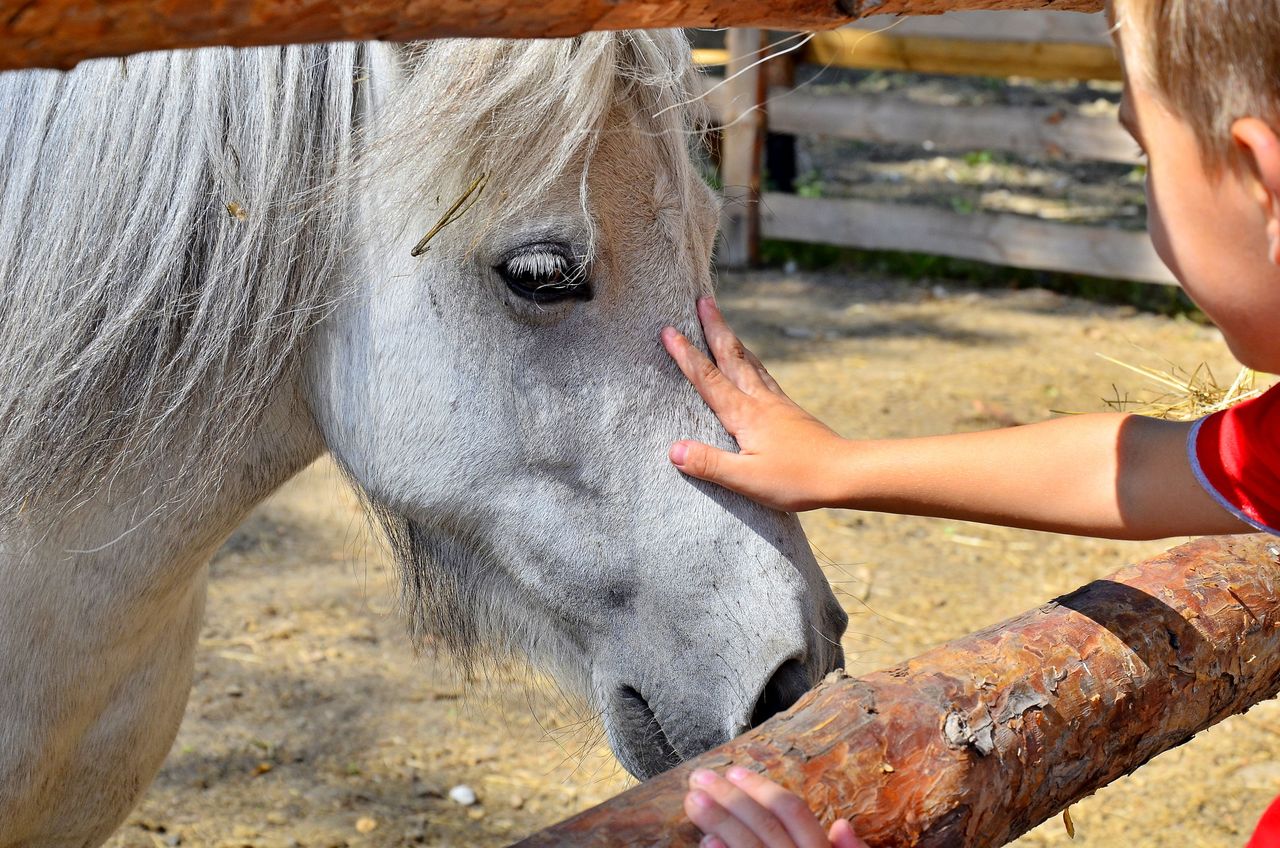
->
[1144, 182, 1181, 283]
[1142, 165, 1223, 307]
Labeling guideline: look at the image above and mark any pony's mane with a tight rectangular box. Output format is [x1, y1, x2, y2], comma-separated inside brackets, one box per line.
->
[0, 31, 701, 520]
[0, 43, 368, 517]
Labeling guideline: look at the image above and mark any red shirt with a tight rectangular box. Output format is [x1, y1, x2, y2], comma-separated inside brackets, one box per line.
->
[1250, 795, 1280, 847]
[1189, 382, 1280, 536]
[1193, 383, 1279, 846]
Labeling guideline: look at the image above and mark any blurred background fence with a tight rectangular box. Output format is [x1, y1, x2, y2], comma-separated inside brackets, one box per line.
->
[698, 12, 1175, 285]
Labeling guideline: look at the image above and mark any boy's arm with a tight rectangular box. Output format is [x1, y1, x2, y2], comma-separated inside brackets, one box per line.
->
[663, 298, 1253, 541]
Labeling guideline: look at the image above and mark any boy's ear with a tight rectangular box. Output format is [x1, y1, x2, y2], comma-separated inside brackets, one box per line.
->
[1231, 117, 1280, 264]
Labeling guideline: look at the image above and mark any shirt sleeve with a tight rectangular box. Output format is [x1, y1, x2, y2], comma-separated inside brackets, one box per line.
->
[1188, 382, 1280, 536]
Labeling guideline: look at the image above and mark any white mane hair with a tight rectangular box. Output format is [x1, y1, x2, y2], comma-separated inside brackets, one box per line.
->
[0, 31, 704, 522]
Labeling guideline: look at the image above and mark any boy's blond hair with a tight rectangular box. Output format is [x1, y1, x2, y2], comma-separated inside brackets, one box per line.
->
[1116, 0, 1280, 169]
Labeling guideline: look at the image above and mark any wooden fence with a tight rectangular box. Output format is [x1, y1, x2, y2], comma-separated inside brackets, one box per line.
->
[6, 5, 1273, 847]
[709, 12, 1177, 284]
[0, 0, 1104, 71]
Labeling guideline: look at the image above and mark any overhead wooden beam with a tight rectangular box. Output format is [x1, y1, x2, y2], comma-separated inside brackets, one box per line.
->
[512, 535, 1280, 847]
[2, 0, 1104, 72]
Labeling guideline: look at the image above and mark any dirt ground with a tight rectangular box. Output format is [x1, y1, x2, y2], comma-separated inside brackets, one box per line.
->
[106, 269, 1279, 848]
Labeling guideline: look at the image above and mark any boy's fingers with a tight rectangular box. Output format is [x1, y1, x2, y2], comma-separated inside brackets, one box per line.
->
[697, 297, 767, 394]
[743, 348, 786, 396]
[828, 820, 868, 848]
[689, 770, 799, 848]
[724, 767, 830, 848]
[670, 441, 749, 492]
[662, 326, 745, 426]
[685, 789, 767, 848]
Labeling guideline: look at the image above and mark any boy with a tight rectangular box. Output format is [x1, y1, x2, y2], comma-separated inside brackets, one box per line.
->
[661, 0, 1280, 845]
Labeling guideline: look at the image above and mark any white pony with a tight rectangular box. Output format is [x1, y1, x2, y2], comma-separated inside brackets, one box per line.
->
[0, 32, 847, 846]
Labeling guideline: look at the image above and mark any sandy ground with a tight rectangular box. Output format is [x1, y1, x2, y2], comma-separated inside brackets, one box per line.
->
[106, 269, 1279, 848]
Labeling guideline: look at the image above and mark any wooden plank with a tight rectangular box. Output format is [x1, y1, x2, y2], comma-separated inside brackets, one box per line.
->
[764, 88, 1136, 164]
[806, 27, 1121, 80]
[693, 48, 730, 66]
[863, 10, 1112, 45]
[0, 0, 1105, 72]
[759, 192, 1175, 284]
[718, 29, 767, 269]
[699, 75, 1134, 164]
[513, 535, 1280, 847]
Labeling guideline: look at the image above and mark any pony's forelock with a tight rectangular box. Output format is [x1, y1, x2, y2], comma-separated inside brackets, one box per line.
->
[370, 31, 705, 262]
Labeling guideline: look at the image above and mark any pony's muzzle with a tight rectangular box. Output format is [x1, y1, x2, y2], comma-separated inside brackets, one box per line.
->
[607, 644, 845, 780]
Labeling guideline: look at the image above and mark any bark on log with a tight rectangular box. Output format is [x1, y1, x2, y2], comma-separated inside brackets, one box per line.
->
[2, 0, 1103, 72]
[512, 534, 1280, 848]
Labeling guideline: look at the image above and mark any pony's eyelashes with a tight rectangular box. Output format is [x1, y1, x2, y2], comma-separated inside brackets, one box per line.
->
[495, 242, 593, 305]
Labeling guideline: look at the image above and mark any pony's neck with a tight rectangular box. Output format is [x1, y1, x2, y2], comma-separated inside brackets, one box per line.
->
[0, 381, 323, 845]
[13, 380, 323, 583]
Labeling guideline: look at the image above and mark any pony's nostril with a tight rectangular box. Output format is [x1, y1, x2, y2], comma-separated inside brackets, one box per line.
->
[750, 657, 811, 727]
[616, 685, 654, 724]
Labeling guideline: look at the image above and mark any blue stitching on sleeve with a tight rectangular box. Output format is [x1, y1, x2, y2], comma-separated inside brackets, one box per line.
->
[1186, 416, 1280, 537]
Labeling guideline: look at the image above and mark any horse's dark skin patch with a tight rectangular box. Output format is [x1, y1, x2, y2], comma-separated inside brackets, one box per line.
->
[603, 583, 635, 611]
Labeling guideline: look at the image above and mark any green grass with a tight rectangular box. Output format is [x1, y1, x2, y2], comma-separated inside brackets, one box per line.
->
[794, 170, 825, 199]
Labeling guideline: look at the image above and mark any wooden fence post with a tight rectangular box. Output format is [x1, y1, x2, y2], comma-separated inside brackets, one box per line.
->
[718, 28, 767, 270]
[764, 40, 800, 194]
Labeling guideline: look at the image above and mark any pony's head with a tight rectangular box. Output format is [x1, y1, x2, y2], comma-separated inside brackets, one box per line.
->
[306, 32, 847, 778]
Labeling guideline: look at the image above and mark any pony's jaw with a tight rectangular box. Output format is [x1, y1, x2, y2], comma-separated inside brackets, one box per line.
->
[371, 467, 850, 780]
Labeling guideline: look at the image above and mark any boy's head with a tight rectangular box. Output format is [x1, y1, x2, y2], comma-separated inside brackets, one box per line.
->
[1113, 0, 1280, 170]
[1110, 0, 1280, 372]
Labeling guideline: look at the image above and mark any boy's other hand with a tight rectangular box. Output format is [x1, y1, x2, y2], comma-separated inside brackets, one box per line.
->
[662, 297, 849, 512]
[684, 767, 867, 848]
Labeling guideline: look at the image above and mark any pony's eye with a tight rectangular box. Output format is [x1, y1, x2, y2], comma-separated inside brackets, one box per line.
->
[496, 247, 592, 305]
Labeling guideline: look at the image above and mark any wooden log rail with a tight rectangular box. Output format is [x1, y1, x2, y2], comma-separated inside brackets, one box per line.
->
[513, 535, 1280, 847]
[2, 0, 1103, 72]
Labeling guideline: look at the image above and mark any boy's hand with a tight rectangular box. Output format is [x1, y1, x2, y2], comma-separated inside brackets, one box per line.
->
[684, 767, 867, 848]
[662, 297, 850, 512]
